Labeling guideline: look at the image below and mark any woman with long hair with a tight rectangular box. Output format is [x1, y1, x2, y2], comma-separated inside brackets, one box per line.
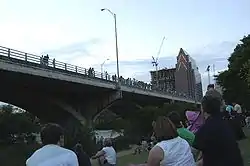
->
[130, 116, 195, 166]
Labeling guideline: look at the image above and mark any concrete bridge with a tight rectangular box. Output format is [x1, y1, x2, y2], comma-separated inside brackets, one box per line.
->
[0, 46, 198, 127]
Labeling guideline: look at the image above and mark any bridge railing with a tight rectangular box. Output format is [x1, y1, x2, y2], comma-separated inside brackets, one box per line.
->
[0, 46, 110, 81]
[0, 46, 196, 102]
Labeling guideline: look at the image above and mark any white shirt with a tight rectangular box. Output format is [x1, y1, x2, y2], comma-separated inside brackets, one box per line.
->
[26, 144, 79, 166]
[155, 136, 195, 166]
[102, 146, 116, 165]
[234, 104, 242, 114]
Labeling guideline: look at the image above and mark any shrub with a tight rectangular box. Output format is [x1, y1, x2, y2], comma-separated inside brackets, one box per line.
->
[113, 136, 131, 151]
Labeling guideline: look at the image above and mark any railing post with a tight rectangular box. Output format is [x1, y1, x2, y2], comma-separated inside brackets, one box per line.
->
[25, 53, 27, 61]
[65, 63, 67, 70]
[8, 49, 10, 58]
[75, 66, 78, 73]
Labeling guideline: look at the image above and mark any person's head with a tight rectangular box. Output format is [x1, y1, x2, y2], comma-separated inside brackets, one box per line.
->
[103, 138, 113, 147]
[232, 102, 236, 106]
[152, 116, 178, 142]
[207, 84, 215, 91]
[167, 112, 182, 128]
[74, 143, 83, 154]
[40, 123, 64, 146]
[201, 95, 221, 118]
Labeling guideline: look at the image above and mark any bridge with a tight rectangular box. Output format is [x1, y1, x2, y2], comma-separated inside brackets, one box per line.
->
[0, 46, 198, 127]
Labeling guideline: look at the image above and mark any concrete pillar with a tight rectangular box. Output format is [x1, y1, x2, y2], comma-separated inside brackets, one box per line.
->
[52, 90, 122, 127]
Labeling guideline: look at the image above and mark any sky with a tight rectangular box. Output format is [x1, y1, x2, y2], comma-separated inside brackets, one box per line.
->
[0, 0, 250, 94]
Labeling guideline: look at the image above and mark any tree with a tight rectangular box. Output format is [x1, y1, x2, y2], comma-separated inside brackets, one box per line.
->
[0, 104, 40, 143]
[216, 35, 250, 109]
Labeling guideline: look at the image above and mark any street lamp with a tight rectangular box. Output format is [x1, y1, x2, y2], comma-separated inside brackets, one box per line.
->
[101, 8, 120, 85]
[101, 58, 109, 77]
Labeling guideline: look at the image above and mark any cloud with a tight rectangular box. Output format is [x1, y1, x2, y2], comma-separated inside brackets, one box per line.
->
[45, 38, 101, 55]
[99, 41, 236, 93]
[43, 39, 102, 63]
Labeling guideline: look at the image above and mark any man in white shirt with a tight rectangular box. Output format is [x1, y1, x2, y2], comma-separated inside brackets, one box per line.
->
[26, 123, 79, 166]
[92, 138, 116, 166]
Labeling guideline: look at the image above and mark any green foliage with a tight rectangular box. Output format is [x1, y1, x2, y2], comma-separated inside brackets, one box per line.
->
[0, 143, 41, 166]
[63, 117, 98, 156]
[0, 105, 40, 143]
[113, 136, 131, 151]
[216, 35, 250, 109]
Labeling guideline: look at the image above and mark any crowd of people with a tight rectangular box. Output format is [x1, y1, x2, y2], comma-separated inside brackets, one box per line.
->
[25, 84, 247, 166]
[38, 54, 191, 100]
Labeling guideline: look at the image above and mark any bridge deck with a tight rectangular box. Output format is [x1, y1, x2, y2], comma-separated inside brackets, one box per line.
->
[0, 45, 199, 104]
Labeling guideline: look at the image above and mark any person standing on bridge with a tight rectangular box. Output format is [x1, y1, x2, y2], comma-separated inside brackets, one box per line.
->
[26, 123, 79, 166]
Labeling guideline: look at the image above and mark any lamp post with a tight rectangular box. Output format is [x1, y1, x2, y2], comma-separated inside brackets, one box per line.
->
[101, 58, 109, 78]
[101, 8, 120, 85]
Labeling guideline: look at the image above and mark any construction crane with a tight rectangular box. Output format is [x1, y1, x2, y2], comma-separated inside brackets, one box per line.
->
[152, 36, 166, 88]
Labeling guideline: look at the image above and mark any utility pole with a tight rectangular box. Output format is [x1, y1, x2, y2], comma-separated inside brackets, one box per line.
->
[101, 8, 120, 87]
[206, 65, 211, 85]
[213, 64, 216, 84]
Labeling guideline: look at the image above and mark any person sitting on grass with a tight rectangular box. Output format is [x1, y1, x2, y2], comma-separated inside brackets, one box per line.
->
[130, 116, 195, 166]
[92, 138, 116, 166]
[133, 140, 142, 155]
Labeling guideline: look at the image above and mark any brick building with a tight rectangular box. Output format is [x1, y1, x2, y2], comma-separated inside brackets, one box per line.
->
[150, 48, 203, 101]
[175, 48, 203, 101]
[150, 68, 176, 91]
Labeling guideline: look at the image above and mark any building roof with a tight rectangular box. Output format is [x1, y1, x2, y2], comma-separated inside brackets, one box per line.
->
[150, 68, 176, 73]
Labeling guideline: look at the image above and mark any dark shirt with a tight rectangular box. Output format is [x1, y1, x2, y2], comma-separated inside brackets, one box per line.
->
[193, 115, 243, 166]
[76, 151, 92, 166]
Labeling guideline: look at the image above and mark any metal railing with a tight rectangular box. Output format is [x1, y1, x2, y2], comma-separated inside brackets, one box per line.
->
[0, 46, 196, 102]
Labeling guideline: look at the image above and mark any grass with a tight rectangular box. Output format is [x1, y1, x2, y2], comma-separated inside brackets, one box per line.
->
[116, 152, 148, 166]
